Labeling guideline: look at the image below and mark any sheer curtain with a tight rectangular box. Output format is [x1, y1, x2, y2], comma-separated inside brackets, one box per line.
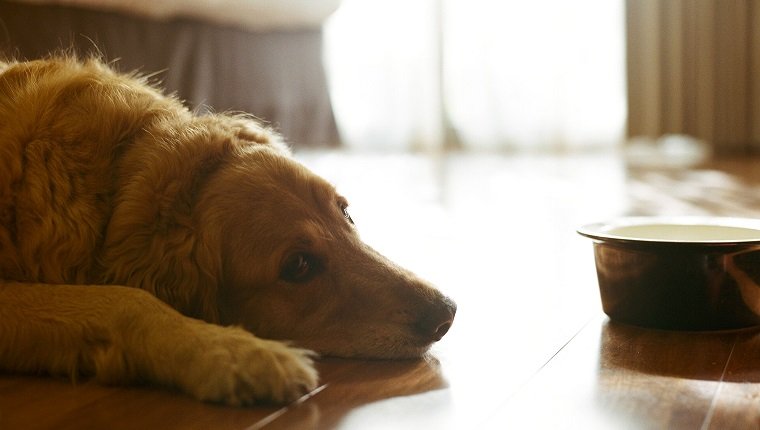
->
[324, 0, 626, 151]
[627, 0, 760, 154]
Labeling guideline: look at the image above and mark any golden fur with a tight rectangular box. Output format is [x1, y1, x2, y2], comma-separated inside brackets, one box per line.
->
[0, 58, 456, 405]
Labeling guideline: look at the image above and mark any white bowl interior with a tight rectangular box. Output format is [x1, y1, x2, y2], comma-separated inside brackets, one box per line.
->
[607, 224, 760, 242]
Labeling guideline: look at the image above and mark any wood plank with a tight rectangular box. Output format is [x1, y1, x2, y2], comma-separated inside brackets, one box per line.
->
[483, 315, 754, 429]
[0, 374, 280, 430]
[706, 331, 760, 429]
[261, 358, 450, 429]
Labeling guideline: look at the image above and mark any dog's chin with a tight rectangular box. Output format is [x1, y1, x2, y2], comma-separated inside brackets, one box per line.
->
[307, 337, 435, 360]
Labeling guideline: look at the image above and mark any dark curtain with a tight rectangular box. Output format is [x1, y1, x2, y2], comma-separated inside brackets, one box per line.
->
[0, 1, 340, 148]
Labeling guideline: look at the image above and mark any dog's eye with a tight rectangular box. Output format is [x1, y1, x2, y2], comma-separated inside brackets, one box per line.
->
[280, 253, 319, 283]
[341, 205, 354, 225]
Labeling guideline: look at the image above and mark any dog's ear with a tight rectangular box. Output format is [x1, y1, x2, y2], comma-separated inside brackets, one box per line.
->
[99, 120, 243, 323]
[100, 188, 224, 323]
[102, 226, 222, 323]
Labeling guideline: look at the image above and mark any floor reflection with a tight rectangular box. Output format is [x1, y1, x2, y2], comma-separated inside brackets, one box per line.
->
[265, 355, 448, 429]
[598, 321, 743, 380]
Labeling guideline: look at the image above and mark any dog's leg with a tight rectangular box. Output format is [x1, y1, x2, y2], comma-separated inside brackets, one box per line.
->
[0, 282, 318, 405]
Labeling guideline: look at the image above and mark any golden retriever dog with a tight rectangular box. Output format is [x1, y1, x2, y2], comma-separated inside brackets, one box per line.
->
[0, 57, 456, 405]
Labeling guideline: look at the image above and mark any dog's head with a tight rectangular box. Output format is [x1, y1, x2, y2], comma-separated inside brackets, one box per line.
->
[193, 146, 456, 359]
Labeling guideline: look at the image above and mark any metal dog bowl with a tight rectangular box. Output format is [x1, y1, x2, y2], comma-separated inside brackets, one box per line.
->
[578, 217, 760, 331]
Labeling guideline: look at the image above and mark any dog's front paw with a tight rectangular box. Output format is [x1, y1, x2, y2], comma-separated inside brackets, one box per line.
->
[176, 325, 318, 406]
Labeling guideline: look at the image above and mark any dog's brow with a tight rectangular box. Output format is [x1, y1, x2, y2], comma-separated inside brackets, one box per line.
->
[301, 221, 335, 242]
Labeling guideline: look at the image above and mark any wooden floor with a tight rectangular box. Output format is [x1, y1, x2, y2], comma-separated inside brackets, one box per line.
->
[2, 150, 760, 429]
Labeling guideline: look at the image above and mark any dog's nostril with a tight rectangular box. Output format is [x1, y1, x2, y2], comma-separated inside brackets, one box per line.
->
[432, 320, 453, 341]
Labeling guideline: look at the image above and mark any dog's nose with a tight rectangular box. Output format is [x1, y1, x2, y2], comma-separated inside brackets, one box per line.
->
[417, 296, 457, 342]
